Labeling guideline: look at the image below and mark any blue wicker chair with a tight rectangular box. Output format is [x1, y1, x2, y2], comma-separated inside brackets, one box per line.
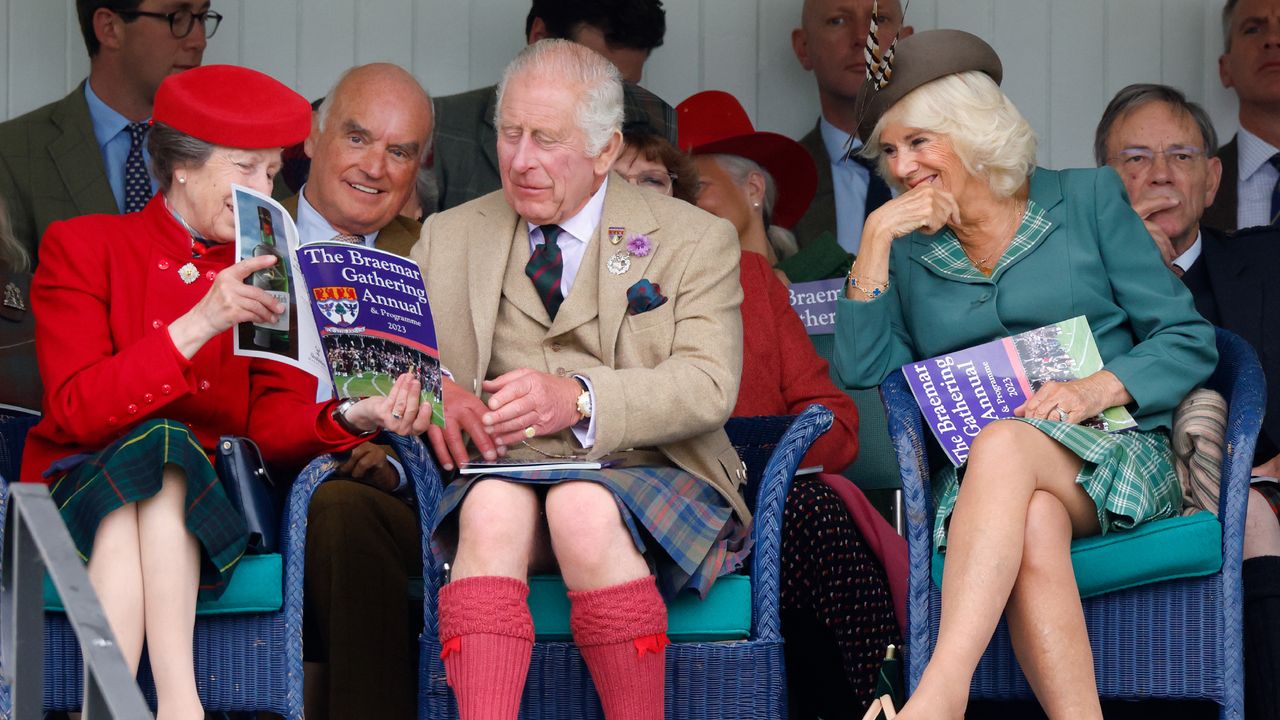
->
[0, 431, 431, 719]
[883, 327, 1264, 719]
[416, 405, 834, 719]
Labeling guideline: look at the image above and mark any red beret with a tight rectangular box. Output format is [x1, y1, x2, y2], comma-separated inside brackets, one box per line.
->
[152, 65, 312, 149]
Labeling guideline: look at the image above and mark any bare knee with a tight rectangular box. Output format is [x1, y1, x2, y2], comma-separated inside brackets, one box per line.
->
[545, 482, 642, 584]
[454, 480, 539, 578]
[1019, 491, 1073, 579]
[1244, 489, 1280, 560]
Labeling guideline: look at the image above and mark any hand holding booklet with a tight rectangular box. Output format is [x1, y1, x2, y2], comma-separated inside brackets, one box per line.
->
[901, 316, 1136, 466]
[230, 185, 444, 427]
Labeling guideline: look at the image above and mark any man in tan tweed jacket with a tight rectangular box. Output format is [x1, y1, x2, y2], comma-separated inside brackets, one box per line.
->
[409, 39, 745, 718]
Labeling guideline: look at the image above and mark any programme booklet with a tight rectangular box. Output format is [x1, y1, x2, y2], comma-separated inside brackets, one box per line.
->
[901, 315, 1136, 466]
[232, 185, 444, 427]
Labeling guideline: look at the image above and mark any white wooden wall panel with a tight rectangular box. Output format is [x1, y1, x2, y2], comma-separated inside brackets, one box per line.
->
[0, 0, 1248, 170]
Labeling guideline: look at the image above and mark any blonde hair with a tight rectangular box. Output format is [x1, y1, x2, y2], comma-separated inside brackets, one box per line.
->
[864, 71, 1037, 199]
[0, 195, 29, 272]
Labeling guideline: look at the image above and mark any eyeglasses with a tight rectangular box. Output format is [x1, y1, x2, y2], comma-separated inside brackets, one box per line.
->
[113, 7, 223, 39]
[619, 170, 677, 195]
[1109, 145, 1205, 174]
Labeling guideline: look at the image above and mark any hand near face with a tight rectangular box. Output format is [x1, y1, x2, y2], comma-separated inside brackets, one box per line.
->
[414, 377, 503, 471]
[480, 368, 584, 447]
[1014, 370, 1132, 425]
[1132, 194, 1181, 267]
[169, 254, 286, 359]
[865, 182, 962, 243]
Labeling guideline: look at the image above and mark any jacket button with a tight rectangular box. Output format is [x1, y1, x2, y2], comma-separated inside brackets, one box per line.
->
[158, 260, 170, 270]
[199, 380, 211, 391]
[107, 416, 118, 426]
[550, 341, 562, 352]
[205, 270, 216, 282]
[143, 393, 154, 403]
[126, 404, 138, 414]
[555, 367, 566, 377]
[152, 319, 163, 329]
[161, 384, 173, 395]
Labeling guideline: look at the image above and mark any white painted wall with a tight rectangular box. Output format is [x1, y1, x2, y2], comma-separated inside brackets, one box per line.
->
[0, 0, 1239, 170]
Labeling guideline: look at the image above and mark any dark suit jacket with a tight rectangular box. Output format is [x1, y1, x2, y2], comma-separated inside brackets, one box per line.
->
[1182, 224, 1279, 462]
[1203, 136, 1239, 233]
[793, 121, 837, 250]
[0, 82, 118, 259]
[430, 86, 502, 214]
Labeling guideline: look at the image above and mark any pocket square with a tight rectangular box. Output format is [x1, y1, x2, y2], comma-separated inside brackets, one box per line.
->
[626, 279, 667, 315]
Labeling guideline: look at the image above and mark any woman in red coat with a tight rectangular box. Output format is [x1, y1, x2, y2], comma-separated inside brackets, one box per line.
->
[22, 66, 423, 719]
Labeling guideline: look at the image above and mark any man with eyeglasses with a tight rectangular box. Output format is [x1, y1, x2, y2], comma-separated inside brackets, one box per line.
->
[0, 0, 218, 258]
[1096, 82, 1280, 720]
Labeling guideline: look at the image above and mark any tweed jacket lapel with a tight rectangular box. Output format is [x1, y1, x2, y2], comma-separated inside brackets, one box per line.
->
[500, 220, 554, 327]
[466, 197, 521, 377]
[49, 83, 115, 217]
[591, 176, 660, 366]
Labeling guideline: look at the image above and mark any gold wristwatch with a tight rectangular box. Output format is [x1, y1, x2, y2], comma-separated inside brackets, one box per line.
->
[574, 377, 593, 419]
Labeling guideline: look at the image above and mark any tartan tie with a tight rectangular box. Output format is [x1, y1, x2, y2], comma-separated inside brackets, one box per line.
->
[525, 224, 565, 319]
[1270, 154, 1280, 226]
[123, 121, 151, 213]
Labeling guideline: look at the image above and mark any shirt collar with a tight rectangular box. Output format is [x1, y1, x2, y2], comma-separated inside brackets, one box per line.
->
[297, 184, 380, 246]
[819, 117, 860, 165]
[1236, 126, 1280, 181]
[526, 176, 609, 245]
[1173, 231, 1203, 271]
[84, 79, 136, 149]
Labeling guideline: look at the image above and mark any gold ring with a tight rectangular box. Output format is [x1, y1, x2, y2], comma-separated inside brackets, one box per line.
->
[391, 411, 403, 420]
[523, 426, 536, 439]
[1056, 408, 1069, 423]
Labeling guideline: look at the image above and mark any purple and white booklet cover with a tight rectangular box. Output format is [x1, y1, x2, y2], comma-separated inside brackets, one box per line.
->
[901, 316, 1136, 466]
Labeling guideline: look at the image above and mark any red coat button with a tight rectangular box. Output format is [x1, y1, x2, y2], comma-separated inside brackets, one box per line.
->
[158, 260, 170, 270]
[199, 380, 211, 391]
[127, 404, 138, 414]
[205, 271, 216, 281]
[143, 393, 154, 403]
[152, 319, 163, 329]
[107, 416, 118, 426]
[161, 384, 173, 395]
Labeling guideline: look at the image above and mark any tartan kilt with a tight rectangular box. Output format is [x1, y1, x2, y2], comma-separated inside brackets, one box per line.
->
[436, 465, 751, 600]
[47, 419, 248, 598]
[933, 419, 1182, 552]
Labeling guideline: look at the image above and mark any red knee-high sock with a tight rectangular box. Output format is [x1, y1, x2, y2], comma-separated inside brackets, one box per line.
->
[569, 576, 669, 720]
[437, 576, 534, 720]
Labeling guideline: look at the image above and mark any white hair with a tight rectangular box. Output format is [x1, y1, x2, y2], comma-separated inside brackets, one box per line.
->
[709, 154, 799, 261]
[495, 39, 624, 157]
[864, 70, 1038, 199]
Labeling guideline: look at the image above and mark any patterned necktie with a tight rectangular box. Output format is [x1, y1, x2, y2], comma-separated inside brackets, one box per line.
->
[851, 154, 892, 215]
[330, 234, 364, 245]
[124, 122, 151, 213]
[1269, 154, 1280, 226]
[525, 224, 565, 320]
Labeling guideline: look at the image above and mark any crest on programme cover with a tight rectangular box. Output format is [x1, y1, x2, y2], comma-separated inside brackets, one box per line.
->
[313, 286, 360, 327]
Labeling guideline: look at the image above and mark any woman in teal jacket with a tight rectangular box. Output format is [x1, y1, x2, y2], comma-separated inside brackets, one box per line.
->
[834, 31, 1216, 720]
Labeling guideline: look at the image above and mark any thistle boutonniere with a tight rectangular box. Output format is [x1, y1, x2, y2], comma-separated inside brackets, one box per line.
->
[608, 233, 653, 275]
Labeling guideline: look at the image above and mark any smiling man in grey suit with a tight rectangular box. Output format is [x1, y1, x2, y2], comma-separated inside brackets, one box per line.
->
[0, 0, 215, 258]
[411, 39, 745, 718]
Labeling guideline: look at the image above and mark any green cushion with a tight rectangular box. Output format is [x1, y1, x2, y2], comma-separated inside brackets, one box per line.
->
[44, 553, 283, 616]
[527, 574, 752, 642]
[932, 511, 1222, 599]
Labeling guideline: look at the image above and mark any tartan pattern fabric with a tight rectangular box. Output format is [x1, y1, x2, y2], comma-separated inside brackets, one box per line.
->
[625, 278, 667, 315]
[123, 121, 151, 213]
[919, 199, 1053, 280]
[932, 420, 1181, 551]
[436, 465, 751, 599]
[622, 83, 678, 144]
[525, 224, 565, 319]
[49, 418, 248, 597]
[1254, 482, 1280, 520]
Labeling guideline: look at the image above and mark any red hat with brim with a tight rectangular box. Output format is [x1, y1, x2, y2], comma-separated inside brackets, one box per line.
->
[152, 65, 312, 149]
[676, 90, 817, 229]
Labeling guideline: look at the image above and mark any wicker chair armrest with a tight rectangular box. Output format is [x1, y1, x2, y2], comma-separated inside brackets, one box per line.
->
[1209, 328, 1265, 573]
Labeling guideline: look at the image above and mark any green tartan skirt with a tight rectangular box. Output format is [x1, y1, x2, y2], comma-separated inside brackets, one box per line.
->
[933, 419, 1182, 552]
[48, 419, 248, 598]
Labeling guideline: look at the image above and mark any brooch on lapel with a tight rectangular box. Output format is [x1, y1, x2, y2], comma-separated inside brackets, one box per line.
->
[178, 262, 200, 284]
[2, 281, 24, 311]
[607, 233, 652, 276]
[608, 226, 626, 245]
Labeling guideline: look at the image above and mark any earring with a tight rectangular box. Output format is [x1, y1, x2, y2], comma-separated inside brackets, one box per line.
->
[177, 176, 187, 185]
[752, 201, 761, 209]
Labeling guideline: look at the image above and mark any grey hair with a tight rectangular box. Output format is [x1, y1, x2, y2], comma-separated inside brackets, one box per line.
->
[0, 194, 29, 272]
[1223, 0, 1240, 51]
[1093, 84, 1219, 167]
[495, 39, 624, 156]
[147, 123, 215, 194]
[709, 153, 799, 260]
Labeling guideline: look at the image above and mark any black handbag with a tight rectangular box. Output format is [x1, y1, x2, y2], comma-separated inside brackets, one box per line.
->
[215, 436, 280, 554]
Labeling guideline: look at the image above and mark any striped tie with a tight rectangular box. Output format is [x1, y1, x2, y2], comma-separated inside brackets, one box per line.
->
[1270, 154, 1280, 226]
[525, 224, 565, 319]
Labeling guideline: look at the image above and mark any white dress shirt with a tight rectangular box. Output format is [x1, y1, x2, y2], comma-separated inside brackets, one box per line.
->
[1171, 232, 1203, 275]
[1235, 127, 1280, 228]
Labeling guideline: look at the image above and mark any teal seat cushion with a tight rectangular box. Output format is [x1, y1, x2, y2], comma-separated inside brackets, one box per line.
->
[44, 553, 283, 616]
[932, 511, 1222, 599]
[528, 574, 752, 642]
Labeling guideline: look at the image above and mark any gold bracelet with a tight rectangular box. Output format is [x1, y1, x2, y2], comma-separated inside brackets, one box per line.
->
[847, 270, 889, 298]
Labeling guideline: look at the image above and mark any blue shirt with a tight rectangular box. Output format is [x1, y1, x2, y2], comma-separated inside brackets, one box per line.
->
[84, 80, 159, 213]
[820, 117, 871, 255]
[1235, 126, 1280, 228]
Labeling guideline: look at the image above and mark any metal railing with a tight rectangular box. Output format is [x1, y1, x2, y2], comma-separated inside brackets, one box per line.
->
[2, 483, 150, 719]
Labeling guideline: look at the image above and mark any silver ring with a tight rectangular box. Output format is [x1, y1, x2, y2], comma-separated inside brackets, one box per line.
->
[524, 426, 536, 439]
[391, 411, 403, 420]
[1055, 407, 1069, 423]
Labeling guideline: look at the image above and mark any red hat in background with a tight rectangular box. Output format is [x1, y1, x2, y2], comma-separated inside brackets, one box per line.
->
[152, 65, 312, 149]
[676, 90, 817, 229]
